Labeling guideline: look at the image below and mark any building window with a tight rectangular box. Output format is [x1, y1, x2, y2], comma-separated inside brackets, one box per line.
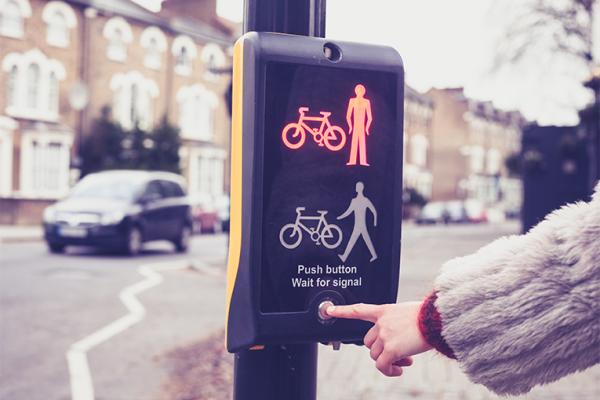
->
[6, 65, 18, 108]
[190, 150, 226, 196]
[201, 43, 226, 81]
[469, 146, 485, 174]
[0, 0, 31, 39]
[110, 71, 159, 131]
[103, 17, 133, 62]
[197, 157, 223, 195]
[3, 49, 66, 120]
[0, 116, 16, 196]
[140, 26, 166, 70]
[48, 71, 59, 114]
[21, 133, 71, 197]
[26, 63, 40, 110]
[109, 28, 127, 61]
[177, 84, 218, 141]
[172, 35, 197, 76]
[410, 134, 428, 167]
[31, 141, 62, 192]
[146, 38, 161, 68]
[48, 11, 68, 46]
[42, 2, 76, 48]
[486, 148, 501, 175]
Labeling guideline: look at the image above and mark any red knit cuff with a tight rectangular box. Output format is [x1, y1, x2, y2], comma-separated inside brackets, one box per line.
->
[418, 292, 456, 359]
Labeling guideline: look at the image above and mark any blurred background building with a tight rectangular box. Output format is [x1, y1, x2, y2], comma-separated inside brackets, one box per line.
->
[403, 85, 434, 201]
[404, 86, 525, 216]
[0, 0, 236, 224]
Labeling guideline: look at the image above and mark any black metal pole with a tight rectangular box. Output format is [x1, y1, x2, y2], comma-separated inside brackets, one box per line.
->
[234, 343, 318, 400]
[233, 2, 325, 399]
[244, 0, 326, 38]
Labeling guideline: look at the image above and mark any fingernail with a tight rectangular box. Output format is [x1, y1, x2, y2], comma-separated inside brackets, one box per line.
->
[327, 306, 336, 314]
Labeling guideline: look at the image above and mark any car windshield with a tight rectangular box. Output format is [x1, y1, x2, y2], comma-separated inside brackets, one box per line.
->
[70, 175, 144, 201]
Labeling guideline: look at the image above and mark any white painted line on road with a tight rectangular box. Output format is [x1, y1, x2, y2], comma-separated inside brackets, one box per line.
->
[66, 259, 190, 400]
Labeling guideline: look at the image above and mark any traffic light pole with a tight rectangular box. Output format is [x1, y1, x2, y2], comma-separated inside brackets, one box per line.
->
[233, 1, 326, 399]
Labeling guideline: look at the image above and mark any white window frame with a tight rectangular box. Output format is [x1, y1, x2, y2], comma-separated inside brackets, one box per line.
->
[187, 147, 226, 196]
[0, 116, 16, 196]
[172, 35, 197, 76]
[103, 17, 133, 62]
[176, 84, 218, 141]
[42, 1, 77, 48]
[410, 133, 428, 168]
[140, 26, 167, 70]
[486, 148, 502, 175]
[0, 0, 31, 39]
[110, 71, 159, 131]
[19, 130, 72, 199]
[201, 43, 226, 81]
[2, 49, 66, 121]
[468, 145, 485, 174]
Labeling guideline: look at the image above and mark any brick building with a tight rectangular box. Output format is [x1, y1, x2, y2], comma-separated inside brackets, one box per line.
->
[403, 85, 434, 199]
[0, 0, 235, 224]
[426, 88, 524, 210]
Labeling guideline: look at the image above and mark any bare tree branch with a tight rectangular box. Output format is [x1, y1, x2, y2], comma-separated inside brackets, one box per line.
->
[494, 0, 595, 71]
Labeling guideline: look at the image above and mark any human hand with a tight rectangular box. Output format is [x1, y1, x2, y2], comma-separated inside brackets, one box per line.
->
[326, 302, 432, 377]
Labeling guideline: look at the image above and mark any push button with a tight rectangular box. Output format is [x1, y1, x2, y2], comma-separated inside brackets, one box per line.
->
[310, 290, 344, 325]
[318, 300, 335, 321]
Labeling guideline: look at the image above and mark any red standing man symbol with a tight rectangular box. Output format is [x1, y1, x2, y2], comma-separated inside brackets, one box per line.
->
[346, 84, 373, 166]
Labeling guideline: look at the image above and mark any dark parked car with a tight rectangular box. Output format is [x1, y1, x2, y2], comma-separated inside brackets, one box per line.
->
[43, 170, 193, 255]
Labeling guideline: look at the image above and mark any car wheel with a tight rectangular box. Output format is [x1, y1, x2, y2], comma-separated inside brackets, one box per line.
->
[125, 226, 142, 256]
[48, 243, 65, 254]
[174, 225, 191, 253]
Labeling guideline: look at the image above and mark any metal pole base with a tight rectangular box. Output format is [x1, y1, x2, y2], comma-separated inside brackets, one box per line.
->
[234, 343, 318, 400]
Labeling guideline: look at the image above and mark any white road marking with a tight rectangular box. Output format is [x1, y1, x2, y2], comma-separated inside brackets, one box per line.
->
[66, 260, 189, 400]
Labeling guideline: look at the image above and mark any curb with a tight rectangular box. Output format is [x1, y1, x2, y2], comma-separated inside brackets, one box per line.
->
[0, 235, 43, 244]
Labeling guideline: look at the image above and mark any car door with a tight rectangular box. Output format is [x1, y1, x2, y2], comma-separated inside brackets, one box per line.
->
[158, 180, 185, 239]
[139, 180, 167, 241]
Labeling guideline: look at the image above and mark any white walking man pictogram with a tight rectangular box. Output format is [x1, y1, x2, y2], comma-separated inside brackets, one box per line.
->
[337, 181, 378, 262]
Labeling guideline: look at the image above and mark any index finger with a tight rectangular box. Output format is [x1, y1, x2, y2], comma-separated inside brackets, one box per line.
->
[326, 303, 382, 323]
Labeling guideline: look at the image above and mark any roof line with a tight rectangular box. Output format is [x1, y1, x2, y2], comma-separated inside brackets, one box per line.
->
[67, 0, 234, 46]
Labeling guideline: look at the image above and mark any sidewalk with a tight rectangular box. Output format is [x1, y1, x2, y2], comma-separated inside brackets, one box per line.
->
[318, 345, 600, 400]
[0, 225, 43, 244]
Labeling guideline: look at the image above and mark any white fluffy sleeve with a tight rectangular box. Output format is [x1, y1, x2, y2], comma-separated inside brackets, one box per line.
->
[434, 183, 600, 395]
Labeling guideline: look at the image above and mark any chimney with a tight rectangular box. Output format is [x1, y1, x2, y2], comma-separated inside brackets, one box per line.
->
[161, 0, 218, 25]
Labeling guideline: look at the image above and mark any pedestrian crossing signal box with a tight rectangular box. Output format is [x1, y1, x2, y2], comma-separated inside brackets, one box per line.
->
[226, 32, 404, 352]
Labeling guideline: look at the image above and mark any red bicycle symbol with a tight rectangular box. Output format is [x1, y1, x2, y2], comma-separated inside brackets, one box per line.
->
[282, 107, 347, 151]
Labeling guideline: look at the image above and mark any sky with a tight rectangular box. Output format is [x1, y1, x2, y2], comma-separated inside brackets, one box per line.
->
[214, 0, 600, 126]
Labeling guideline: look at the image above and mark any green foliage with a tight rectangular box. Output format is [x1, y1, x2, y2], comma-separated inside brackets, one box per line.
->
[80, 107, 181, 176]
[148, 116, 182, 173]
[80, 106, 124, 176]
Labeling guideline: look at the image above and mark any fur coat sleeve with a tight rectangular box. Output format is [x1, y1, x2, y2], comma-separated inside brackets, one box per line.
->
[433, 183, 600, 396]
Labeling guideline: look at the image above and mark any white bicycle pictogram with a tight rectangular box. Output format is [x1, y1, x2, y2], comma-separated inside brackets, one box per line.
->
[279, 207, 343, 250]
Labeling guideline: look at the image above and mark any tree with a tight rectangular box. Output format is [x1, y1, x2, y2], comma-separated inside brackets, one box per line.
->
[496, 0, 595, 70]
[492, 0, 597, 123]
[147, 116, 182, 174]
[80, 106, 124, 176]
[80, 108, 182, 175]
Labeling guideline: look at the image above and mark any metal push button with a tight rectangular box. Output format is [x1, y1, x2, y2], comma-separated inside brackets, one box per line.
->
[318, 300, 335, 321]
